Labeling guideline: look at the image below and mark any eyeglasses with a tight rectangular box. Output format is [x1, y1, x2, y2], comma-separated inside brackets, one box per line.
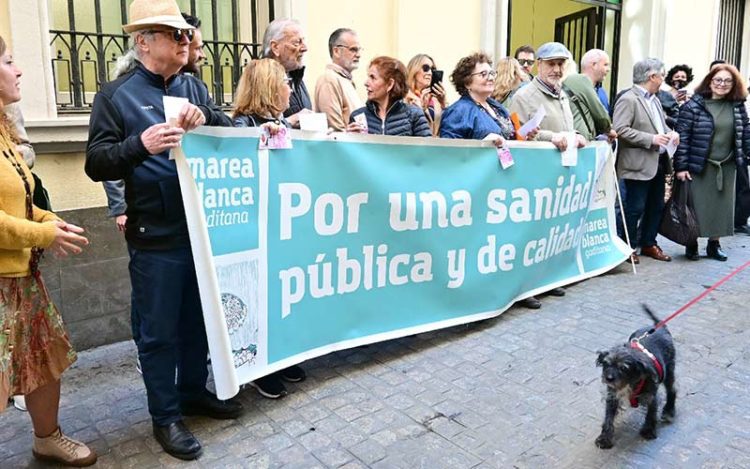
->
[334, 45, 363, 54]
[471, 70, 498, 79]
[146, 28, 194, 43]
[712, 77, 734, 86]
[518, 59, 535, 66]
[421, 63, 436, 73]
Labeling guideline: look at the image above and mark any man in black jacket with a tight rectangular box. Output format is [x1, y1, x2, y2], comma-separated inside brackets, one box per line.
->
[84, 0, 239, 461]
[262, 18, 312, 127]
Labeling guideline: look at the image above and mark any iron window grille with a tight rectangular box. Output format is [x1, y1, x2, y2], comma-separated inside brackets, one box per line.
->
[715, 0, 745, 67]
[49, 0, 273, 113]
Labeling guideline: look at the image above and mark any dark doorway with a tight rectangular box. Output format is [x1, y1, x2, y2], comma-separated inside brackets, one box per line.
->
[554, 2, 622, 103]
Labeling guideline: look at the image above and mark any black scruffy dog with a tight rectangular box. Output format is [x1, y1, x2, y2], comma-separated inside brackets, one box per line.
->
[594, 305, 676, 449]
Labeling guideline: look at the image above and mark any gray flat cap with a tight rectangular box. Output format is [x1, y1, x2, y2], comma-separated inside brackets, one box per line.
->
[536, 42, 572, 61]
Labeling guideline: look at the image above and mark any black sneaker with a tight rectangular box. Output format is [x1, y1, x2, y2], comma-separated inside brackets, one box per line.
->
[279, 365, 306, 383]
[250, 374, 288, 399]
[547, 287, 566, 297]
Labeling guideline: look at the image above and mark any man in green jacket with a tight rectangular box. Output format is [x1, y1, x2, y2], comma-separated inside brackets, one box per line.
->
[563, 49, 617, 142]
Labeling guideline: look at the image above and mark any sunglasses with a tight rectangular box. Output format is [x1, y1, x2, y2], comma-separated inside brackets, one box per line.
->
[421, 64, 436, 73]
[518, 59, 535, 66]
[147, 28, 194, 43]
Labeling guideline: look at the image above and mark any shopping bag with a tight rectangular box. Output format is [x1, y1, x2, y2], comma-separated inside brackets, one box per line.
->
[659, 180, 699, 246]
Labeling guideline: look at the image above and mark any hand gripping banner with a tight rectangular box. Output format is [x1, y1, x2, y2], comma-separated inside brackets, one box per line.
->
[174, 129, 631, 399]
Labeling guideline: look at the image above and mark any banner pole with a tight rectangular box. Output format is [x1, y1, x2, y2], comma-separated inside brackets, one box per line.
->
[612, 146, 637, 275]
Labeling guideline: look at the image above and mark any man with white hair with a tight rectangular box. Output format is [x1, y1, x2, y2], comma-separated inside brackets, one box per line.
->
[613, 57, 679, 264]
[262, 18, 312, 127]
[85, 0, 240, 460]
[563, 48, 616, 141]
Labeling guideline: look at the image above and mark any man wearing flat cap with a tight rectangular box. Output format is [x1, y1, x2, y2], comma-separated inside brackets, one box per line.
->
[84, 0, 239, 461]
[510, 41, 587, 152]
[508, 41, 583, 309]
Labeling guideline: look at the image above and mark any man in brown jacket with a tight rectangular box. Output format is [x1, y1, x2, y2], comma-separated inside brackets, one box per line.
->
[314, 28, 363, 130]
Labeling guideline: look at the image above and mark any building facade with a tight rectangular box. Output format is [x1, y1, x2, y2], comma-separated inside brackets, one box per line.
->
[0, 0, 747, 349]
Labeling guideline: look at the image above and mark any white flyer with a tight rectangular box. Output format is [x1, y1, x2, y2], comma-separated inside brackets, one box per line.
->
[561, 132, 578, 167]
[518, 106, 547, 138]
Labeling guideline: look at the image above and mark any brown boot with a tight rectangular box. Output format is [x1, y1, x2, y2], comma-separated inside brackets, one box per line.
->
[32, 427, 97, 467]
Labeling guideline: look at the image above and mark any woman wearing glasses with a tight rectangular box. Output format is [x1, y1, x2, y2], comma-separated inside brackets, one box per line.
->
[674, 64, 750, 261]
[405, 54, 447, 136]
[440, 52, 527, 144]
[232, 58, 308, 398]
[348, 56, 431, 137]
[0, 35, 96, 466]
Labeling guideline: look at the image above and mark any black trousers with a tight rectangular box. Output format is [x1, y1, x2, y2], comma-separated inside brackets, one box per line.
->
[735, 161, 750, 227]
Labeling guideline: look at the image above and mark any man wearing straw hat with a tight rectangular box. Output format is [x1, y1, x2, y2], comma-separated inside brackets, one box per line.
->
[84, 0, 239, 461]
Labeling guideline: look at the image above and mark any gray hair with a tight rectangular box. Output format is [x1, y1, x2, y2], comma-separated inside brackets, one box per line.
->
[633, 57, 664, 84]
[111, 31, 153, 79]
[581, 49, 608, 71]
[328, 28, 355, 57]
[262, 18, 300, 58]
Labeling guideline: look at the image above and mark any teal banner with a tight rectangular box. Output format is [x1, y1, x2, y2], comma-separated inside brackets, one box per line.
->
[175, 128, 630, 399]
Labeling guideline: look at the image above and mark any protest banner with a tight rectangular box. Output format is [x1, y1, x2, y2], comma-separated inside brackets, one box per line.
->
[175, 128, 631, 399]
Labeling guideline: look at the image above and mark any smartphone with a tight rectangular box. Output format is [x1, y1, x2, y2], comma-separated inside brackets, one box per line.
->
[430, 70, 444, 91]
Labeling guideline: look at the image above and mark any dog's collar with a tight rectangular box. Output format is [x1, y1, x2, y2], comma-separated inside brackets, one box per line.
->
[628, 339, 665, 407]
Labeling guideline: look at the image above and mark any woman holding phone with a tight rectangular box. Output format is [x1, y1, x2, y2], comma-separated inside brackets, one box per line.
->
[405, 54, 447, 136]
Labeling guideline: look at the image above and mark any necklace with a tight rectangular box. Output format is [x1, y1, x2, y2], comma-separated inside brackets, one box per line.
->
[1, 134, 44, 274]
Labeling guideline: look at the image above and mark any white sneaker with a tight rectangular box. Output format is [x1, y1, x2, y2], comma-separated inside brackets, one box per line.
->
[12, 395, 27, 411]
[32, 427, 97, 466]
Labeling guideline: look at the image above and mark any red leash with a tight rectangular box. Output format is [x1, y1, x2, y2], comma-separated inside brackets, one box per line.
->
[654, 258, 750, 330]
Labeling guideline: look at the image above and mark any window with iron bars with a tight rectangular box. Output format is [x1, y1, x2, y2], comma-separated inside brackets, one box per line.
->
[49, 0, 274, 113]
[715, 0, 745, 67]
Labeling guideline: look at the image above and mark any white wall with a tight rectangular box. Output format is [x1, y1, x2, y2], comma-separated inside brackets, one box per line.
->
[619, 0, 723, 90]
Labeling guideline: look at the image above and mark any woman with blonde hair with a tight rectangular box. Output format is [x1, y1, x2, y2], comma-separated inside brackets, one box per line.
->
[231, 58, 307, 398]
[492, 57, 529, 107]
[233, 58, 291, 129]
[404, 54, 446, 136]
[0, 35, 95, 466]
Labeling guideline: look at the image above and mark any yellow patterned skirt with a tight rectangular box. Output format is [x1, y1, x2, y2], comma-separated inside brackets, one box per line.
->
[0, 274, 76, 411]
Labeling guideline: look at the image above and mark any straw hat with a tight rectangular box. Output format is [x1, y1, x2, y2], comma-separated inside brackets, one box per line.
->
[122, 0, 195, 34]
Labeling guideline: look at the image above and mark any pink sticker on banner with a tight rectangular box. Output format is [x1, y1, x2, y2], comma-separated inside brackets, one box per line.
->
[259, 126, 293, 150]
[498, 147, 514, 169]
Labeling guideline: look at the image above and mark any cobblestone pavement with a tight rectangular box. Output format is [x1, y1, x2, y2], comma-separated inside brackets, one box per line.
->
[2, 236, 750, 468]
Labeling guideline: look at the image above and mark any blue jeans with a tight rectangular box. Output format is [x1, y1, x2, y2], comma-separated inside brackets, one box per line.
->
[620, 168, 666, 249]
[129, 245, 208, 425]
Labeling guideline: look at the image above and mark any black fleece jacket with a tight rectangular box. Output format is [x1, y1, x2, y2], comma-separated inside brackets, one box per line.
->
[85, 62, 231, 249]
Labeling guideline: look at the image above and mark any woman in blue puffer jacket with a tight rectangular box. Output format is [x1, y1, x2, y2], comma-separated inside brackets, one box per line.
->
[348, 56, 431, 137]
[674, 64, 750, 261]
